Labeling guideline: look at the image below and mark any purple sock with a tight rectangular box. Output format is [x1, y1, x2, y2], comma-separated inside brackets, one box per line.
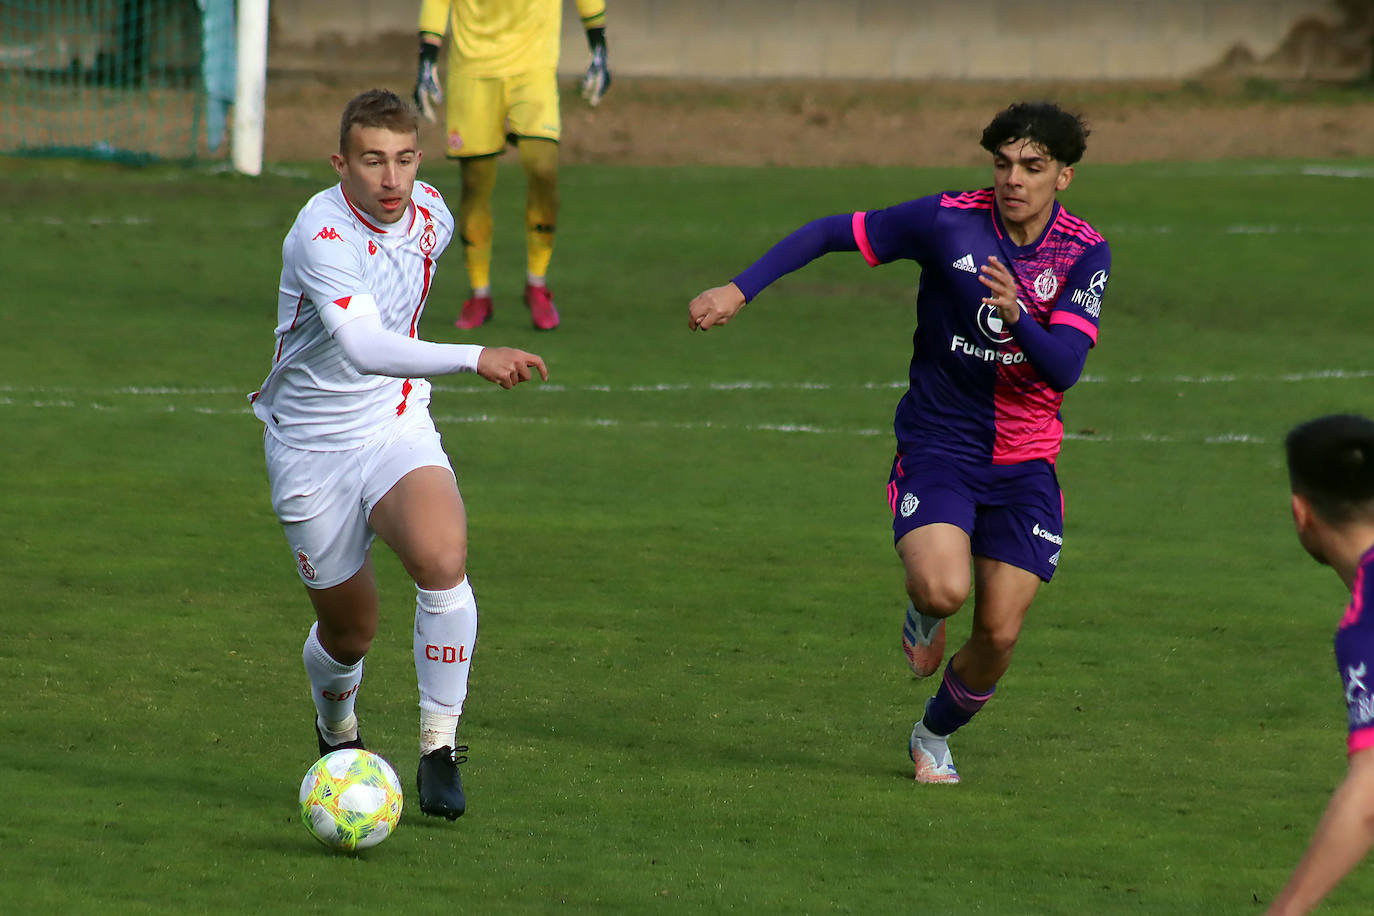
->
[923, 663, 995, 737]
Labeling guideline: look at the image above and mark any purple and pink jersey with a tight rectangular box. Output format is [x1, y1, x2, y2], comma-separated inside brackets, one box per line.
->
[856, 189, 1110, 464]
[1337, 546, 1374, 756]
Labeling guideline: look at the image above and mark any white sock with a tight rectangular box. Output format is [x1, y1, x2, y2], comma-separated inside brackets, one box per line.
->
[471, 285, 491, 299]
[414, 577, 478, 753]
[302, 622, 363, 743]
[526, 272, 546, 288]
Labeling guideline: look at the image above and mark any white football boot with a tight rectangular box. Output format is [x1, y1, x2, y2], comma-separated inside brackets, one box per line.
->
[909, 710, 960, 785]
[902, 601, 946, 678]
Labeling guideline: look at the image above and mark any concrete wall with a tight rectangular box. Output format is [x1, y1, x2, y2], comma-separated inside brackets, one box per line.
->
[270, 0, 1361, 80]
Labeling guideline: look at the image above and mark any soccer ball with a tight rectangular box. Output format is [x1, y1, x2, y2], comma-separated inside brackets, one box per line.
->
[298, 748, 404, 851]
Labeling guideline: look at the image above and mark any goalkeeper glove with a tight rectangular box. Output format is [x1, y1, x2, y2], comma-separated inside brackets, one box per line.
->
[414, 40, 443, 123]
[580, 27, 610, 107]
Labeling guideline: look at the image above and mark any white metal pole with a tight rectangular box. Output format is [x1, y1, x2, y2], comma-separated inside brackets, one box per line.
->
[233, 0, 269, 176]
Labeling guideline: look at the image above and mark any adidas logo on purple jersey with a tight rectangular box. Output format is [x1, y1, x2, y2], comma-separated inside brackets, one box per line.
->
[952, 254, 977, 273]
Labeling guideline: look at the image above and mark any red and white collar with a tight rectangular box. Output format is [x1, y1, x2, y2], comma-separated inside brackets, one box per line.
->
[340, 187, 416, 236]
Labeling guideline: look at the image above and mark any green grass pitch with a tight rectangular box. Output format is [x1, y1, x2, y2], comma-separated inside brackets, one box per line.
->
[2, 152, 1373, 913]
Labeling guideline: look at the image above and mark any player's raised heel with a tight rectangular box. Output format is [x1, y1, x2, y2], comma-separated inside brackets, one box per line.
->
[909, 714, 960, 785]
[417, 745, 469, 820]
[315, 722, 365, 759]
[456, 295, 493, 329]
[902, 602, 946, 678]
[524, 283, 560, 330]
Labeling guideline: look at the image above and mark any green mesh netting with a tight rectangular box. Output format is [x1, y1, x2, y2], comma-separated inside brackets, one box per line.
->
[0, 0, 230, 164]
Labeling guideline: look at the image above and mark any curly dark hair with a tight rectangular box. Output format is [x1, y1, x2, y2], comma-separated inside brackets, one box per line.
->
[1286, 414, 1374, 524]
[338, 88, 421, 154]
[980, 102, 1090, 166]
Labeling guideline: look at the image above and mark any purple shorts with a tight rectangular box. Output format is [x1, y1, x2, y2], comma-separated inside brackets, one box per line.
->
[887, 451, 1064, 582]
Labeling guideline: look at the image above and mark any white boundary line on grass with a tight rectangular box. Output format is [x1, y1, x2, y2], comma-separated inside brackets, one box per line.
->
[0, 395, 1278, 444]
[0, 368, 1366, 446]
[0, 368, 1369, 401]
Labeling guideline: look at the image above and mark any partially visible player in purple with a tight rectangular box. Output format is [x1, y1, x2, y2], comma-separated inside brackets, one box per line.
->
[1266, 415, 1374, 915]
[687, 102, 1110, 784]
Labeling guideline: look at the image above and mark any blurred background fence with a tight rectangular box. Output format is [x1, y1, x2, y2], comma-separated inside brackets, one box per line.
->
[277, 0, 1371, 81]
[2, 0, 1370, 164]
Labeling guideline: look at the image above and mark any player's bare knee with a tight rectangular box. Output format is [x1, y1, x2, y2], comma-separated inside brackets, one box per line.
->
[407, 547, 467, 591]
[907, 576, 966, 618]
[522, 158, 556, 187]
[970, 624, 1020, 658]
[317, 622, 375, 666]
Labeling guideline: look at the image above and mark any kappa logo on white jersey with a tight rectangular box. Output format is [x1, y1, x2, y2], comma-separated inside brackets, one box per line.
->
[952, 254, 977, 273]
[900, 493, 920, 518]
[1033, 268, 1059, 301]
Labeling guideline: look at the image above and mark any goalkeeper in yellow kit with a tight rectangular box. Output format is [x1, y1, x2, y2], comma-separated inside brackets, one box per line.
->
[415, 0, 610, 331]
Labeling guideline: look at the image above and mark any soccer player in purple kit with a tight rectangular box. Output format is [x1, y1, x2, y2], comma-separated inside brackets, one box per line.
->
[1266, 415, 1374, 915]
[688, 102, 1110, 784]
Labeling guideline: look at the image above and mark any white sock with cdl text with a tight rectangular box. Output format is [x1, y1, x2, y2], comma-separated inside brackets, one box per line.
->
[414, 577, 478, 754]
[302, 622, 362, 743]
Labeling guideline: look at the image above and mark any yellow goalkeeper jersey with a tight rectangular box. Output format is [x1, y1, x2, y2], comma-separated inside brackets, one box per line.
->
[419, 0, 607, 78]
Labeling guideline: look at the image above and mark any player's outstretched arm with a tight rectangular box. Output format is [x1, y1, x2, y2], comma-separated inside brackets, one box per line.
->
[688, 283, 746, 331]
[1266, 748, 1374, 915]
[688, 214, 855, 332]
[477, 347, 549, 389]
[334, 313, 482, 378]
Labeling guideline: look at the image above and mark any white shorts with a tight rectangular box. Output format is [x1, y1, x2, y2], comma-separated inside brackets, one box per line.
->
[264, 410, 455, 589]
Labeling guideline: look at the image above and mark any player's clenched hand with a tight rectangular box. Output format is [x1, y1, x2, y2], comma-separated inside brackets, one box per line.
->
[477, 347, 548, 389]
[688, 283, 746, 331]
[978, 255, 1022, 326]
[414, 41, 443, 123]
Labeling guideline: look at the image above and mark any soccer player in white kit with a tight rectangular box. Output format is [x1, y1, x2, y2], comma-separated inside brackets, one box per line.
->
[250, 89, 547, 820]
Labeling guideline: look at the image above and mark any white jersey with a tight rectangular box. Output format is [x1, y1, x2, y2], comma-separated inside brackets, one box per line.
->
[251, 181, 455, 450]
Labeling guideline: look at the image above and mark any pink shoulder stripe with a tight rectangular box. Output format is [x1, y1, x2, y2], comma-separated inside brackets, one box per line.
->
[1054, 210, 1105, 245]
[1350, 728, 1374, 756]
[1060, 224, 1105, 246]
[853, 211, 881, 266]
[1343, 562, 1368, 628]
[941, 190, 993, 211]
[1050, 309, 1099, 344]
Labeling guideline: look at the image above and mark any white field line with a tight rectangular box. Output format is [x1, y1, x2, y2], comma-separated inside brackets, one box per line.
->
[0, 395, 1276, 443]
[0, 369, 1365, 445]
[1, 369, 1370, 401]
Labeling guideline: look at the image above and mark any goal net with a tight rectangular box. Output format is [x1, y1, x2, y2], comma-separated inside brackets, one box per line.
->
[0, 0, 238, 164]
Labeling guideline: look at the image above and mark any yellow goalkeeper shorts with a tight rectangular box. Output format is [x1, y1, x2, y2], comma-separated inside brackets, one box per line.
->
[443, 67, 561, 158]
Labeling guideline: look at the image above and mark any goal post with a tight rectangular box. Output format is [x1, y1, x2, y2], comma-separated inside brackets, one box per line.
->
[0, 0, 264, 170]
[233, 0, 267, 175]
